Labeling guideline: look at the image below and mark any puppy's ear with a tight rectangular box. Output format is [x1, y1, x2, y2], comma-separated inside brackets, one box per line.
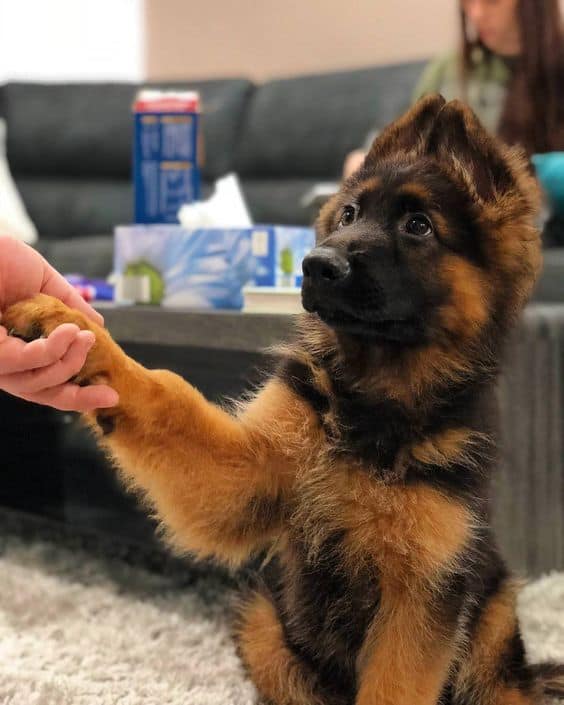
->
[365, 93, 446, 163]
[426, 99, 515, 202]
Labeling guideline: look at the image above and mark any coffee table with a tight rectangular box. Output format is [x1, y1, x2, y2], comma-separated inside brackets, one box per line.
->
[96, 303, 564, 577]
[98, 304, 295, 353]
[2, 302, 563, 577]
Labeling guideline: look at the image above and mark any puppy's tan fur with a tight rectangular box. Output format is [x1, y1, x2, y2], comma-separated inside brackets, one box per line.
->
[5, 96, 562, 705]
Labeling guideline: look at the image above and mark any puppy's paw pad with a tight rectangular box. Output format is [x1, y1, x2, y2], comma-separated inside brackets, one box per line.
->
[3, 294, 91, 341]
[7, 321, 45, 343]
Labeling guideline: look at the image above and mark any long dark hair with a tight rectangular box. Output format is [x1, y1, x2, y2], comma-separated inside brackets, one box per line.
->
[461, 0, 564, 154]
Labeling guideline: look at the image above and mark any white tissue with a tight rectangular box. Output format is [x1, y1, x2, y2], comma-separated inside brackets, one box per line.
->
[177, 173, 253, 228]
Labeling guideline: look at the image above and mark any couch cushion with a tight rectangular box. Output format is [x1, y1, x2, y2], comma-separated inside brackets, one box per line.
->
[235, 61, 426, 179]
[241, 178, 320, 226]
[36, 234, 115, 278]
[5, 84, 135, 180]
[15, 177, 133, 240]
[3, 79, 254, 182]
[16, 177, 216, 241]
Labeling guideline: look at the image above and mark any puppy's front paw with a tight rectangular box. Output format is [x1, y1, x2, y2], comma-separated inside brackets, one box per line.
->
[3, 293, 121, 395]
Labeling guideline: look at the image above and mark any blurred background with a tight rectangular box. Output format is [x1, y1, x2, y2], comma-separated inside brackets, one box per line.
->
[0, 0, 143, 82]
[0, 0, 458, 83]
[0, 0, 564, 573]
[2, 1, 564, 700]
[0, 0, 563, 592]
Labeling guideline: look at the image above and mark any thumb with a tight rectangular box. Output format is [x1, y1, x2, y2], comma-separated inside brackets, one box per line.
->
[41, 264, 105, 326]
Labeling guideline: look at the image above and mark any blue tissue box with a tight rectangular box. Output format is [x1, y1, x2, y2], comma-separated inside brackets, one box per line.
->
[114, 225, 315, 309]
[251, 226, 315, 288]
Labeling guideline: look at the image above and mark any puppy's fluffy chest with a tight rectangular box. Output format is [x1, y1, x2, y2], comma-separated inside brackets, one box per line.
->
[263, 461, 473, 700]
[289, 457, 473, 586]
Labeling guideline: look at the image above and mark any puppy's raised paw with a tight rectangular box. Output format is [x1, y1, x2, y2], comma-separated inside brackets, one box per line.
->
[4, 294, 91, 342]
[3, 293, 122, 393]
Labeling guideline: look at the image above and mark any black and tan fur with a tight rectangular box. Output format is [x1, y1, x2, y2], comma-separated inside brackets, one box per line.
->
[5, 95, 564, 705]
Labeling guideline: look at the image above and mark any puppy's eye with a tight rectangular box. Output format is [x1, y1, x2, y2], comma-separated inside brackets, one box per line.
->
[405, 214, 433, 237]
[339, 205, 357, 228]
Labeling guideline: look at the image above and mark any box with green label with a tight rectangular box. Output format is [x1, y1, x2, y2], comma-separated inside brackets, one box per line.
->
[113, 224, 315, 308]
[251, 226, 315, 288]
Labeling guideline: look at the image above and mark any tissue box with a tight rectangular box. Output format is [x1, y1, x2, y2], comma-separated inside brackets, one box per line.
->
[133, 91, 201, 224]
[114, 225, 254, 309]
[114, 225, 315, 309]
[251, 226, 315, 288]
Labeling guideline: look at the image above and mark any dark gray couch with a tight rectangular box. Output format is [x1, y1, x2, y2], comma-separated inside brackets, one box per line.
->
[0, 62, 425, 277]
[1, 62, 564, 575]
[2, 62, 563, 296]
[0, 62, 430, 556]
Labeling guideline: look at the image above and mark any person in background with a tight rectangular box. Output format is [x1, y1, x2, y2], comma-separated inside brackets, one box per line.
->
[0, 235, 118, 411]
[344, 0, 564, 180]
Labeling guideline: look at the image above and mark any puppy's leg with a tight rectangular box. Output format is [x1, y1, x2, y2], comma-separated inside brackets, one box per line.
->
[453, 578, 539, 705]
[3, 295, 321, 568]
[355, 587, 459, 705]
[234, 589, 336, 705]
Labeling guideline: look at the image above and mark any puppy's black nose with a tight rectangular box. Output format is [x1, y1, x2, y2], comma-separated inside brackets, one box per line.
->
[302, 247, 351, 284]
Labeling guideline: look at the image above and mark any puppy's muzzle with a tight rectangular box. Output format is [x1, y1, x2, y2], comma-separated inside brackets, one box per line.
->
[302, 247, 350, 285]
[301, 246, 352, 315]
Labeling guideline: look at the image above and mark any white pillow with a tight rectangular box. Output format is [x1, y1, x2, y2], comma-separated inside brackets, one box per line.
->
[0, 118, 37, 244]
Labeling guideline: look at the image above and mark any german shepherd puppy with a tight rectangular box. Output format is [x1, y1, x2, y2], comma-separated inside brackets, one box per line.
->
[5, 94, 564, 705]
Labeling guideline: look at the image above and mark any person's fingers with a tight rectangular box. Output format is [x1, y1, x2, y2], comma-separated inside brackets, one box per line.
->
[20, 382, 119, 412]
[0, 323, 82, 375]
[5, 331, 95, 395]
[0, 325, 7, 344]
[40, 263, 105, 326]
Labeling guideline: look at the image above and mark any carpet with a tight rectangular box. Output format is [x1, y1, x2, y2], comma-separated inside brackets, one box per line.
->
[1, 528, 564, 705]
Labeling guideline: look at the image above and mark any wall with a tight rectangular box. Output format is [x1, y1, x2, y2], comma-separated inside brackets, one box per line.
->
[145, 0, 458, 81]
[0, 0, 144, 82]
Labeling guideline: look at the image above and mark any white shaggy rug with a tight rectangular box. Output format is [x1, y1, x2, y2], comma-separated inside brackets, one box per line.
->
[1, 529, 564, 705]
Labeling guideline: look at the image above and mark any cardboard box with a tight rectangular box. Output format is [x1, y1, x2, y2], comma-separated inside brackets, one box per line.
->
[133, 90, 201, 224]
[114, 225, 315, 309]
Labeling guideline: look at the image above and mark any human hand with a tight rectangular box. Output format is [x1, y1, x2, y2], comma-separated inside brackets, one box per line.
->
[0, 235, 105, 320]
[0, 236, 118, 410]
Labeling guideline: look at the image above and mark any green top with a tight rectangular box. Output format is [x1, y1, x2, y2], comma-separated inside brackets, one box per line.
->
[411, 52, 564, 217]
[412, 49, 514, 135]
